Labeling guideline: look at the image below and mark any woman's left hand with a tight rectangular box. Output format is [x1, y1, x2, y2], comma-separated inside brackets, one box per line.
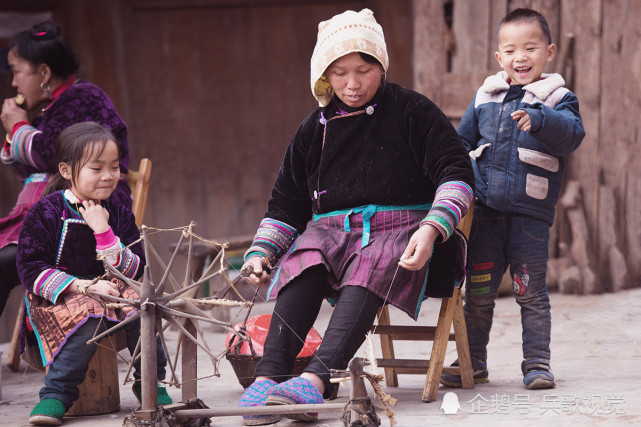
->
[399, 224, 440, 271]
[1, 97, 28, 133]
[79, 200, 110, 234]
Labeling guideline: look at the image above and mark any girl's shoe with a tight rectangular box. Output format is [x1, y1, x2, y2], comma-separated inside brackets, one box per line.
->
[239, 379, 281, 426]
[264, 376, 324, 422]
[29, 398, 66, 426]
[132, 383, 173, 406]
[522, 358, 556, 389]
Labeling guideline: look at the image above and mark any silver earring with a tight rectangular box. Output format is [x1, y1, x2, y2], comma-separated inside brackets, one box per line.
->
[40, 81, 52, 99]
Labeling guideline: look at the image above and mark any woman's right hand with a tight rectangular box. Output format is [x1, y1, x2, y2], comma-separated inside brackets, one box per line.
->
[1, 98, 28, 133]
[241, 256, 271, 286]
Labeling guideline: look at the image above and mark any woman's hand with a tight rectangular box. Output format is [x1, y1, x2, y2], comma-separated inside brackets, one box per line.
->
[399, 224, 440, 271]
[1, 98, 28, 133]
[71, 279, 120, 297]
[79, 200, 110, 234]
[241, 256, 271, 286]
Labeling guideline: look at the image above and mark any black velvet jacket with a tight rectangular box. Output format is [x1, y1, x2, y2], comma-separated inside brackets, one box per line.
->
[266, 82, 474, 232]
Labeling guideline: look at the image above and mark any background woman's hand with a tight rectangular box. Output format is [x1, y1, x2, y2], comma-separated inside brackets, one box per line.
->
[1, 98, 28, 132]
[241, 256, 271, 286]
[399, 224, 440, 271]
[78, 200, 110, 234]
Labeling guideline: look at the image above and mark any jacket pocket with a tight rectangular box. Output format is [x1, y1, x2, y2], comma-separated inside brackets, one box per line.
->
[524, 173, 548, 200]
[517, 148, 559, 172]
[515, 148, 562, 203]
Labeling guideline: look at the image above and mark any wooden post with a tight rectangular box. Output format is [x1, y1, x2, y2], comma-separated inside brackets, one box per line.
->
[137, 265, 157, 421]
[348, 358, 368, 423]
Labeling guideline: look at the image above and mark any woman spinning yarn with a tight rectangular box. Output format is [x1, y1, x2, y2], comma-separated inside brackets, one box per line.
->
[238, 9, 474, 425]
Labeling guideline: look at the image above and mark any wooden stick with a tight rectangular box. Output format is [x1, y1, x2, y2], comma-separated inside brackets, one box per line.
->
[174, 402, 346, 420]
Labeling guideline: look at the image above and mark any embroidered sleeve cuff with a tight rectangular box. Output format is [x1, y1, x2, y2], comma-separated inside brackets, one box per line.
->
[243, 218, 298, 267]
[420, 181, 474, 241]
[8, 124, 42, 168]
[33, 268, 77, 304]
[11, 120, 30, 137]
[95, 227, 118, 249]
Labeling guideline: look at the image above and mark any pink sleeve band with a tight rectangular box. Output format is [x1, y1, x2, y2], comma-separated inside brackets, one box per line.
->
[94, 227, 117, 250]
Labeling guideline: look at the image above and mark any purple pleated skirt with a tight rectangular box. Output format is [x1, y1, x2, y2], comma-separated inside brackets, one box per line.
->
[267, 207, 443, 319]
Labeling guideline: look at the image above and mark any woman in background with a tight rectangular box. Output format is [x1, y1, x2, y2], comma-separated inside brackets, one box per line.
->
[0, 21, 131, 317]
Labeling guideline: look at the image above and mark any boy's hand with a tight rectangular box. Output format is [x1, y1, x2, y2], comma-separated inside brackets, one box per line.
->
[79, 200, 110, 234]
[399, 224, 439, 271]
[511, 110, 531, 132]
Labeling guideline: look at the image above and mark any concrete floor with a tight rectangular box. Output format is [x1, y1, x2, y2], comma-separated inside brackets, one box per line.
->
[1, 288, 640, 426]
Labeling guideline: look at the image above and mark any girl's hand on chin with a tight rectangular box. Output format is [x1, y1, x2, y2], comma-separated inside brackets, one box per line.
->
[79, 200, 110, 233]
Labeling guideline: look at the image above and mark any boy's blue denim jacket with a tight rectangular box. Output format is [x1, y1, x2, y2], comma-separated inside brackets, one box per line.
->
[457, 71, 585, 225]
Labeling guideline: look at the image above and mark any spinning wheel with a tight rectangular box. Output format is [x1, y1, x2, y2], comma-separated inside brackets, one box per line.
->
[83, 221, 389, 426]
[82, 222, 253, 423]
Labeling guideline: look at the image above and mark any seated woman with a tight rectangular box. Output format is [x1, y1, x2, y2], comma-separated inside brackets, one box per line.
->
[0, 21, 131, 317]
[237, 8, 475, 426]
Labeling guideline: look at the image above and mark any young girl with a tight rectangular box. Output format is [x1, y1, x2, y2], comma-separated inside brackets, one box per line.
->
[16, 122, 170, 426]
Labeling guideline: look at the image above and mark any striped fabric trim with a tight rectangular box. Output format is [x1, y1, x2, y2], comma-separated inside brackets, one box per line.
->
[98, 237, 140, 278]
[244, 218, 298, 267]
[420, 181, 474, 240]
[56, 219, 86, 265]
[33, 268, 76, 303]
[6, 124, 43, 169]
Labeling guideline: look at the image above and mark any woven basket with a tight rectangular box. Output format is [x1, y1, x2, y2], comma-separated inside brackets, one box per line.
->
[225, 352, 314, 389]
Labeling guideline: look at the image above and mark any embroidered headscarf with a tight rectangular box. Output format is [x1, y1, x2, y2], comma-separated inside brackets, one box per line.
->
[310, 8, 389, 107]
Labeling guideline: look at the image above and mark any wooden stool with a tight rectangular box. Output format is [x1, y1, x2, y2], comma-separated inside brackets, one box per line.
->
[66, 333, 125, 416]
[371, 201, 476, 402]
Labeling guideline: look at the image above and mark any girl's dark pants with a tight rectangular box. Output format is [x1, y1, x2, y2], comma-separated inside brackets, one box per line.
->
[254, 265, 383, 398]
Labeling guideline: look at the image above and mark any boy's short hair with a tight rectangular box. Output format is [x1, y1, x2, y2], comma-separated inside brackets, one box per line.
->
[498, 8, 552, 45]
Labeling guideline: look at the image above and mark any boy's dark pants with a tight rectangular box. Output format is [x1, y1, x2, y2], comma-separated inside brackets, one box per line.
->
[464, 204, 551, 362]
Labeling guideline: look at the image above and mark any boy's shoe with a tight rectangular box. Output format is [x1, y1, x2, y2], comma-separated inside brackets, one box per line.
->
[265, 376, 324, 422]
[132, 383, 173, 406]
[440, 358, 489, 387]
[522, 358, 556, 389]
[29, 398, 65, 426]
[239, 379, 281, 426]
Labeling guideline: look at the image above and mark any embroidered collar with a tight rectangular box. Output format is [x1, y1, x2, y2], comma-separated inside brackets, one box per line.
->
[63, 189, 81, 203]
[481, 71, 565, 101]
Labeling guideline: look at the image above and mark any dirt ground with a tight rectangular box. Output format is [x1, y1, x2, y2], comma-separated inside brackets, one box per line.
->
[1, 288, 640, 427]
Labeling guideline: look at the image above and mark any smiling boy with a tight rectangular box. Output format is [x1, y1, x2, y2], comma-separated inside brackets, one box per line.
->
[440, 8, 585, 390]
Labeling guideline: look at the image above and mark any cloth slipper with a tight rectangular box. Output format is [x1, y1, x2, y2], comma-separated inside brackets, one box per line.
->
[132, 383, 173, 406]
[264, 376, 324, 421]
[239, 379, 281, 426]
[29, 398, 65, 426]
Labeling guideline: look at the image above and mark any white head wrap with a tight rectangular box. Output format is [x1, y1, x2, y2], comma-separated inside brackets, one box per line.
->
[310, 8, 389, 107]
